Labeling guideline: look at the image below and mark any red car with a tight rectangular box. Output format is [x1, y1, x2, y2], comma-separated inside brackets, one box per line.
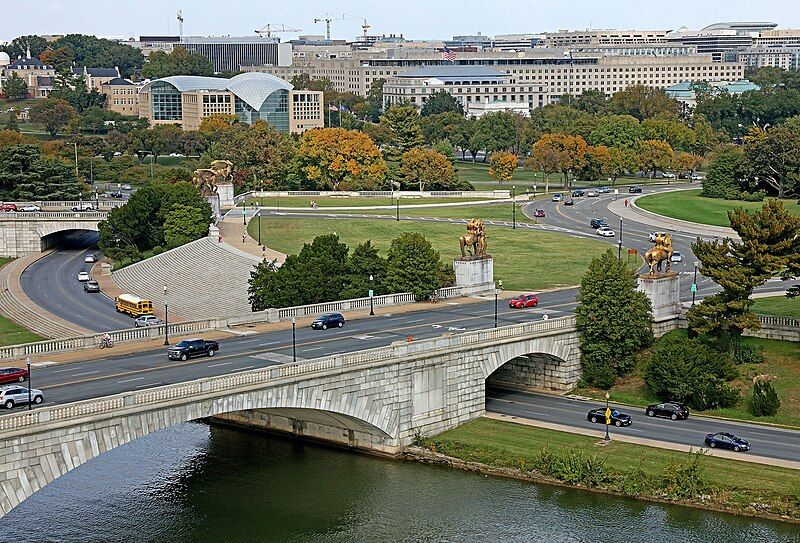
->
[0, 367, 29, 384]
[533, 208, 545, 218]
[508, 294, 540, 308]
[1, 203, 17, 212]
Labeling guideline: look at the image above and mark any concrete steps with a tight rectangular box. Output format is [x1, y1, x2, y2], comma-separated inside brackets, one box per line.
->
[113, 238, 261, 320]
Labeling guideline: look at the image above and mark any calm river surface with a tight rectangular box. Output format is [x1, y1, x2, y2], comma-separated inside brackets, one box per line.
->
[0, 422, 798, 542]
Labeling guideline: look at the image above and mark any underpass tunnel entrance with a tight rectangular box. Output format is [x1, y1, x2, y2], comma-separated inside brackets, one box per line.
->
[487, 353, 570, 395]
[41, 229, 100, 252]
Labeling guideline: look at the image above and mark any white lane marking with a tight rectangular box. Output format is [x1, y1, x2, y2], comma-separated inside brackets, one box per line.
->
[228, 329, 257, 336]
[231, 365, 256, 372]
[431, 324, 442, 329]
[135, 382, 163, 389]
[31, 361, 56, 368]
[71, 370, 99, 377]
[51, 367, 83, 374]
[118, 377, 145, 384]
[448, 326, 467, 331]
[207, 361, 233, 368]
[303, 346, 324, 352]
[258, 341, 280, 347]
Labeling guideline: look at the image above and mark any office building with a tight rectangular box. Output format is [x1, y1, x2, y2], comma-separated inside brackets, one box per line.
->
[666, 79, 760, 109]
[72, 67, 120, 90]
[101, 77, 140, 115]
[1, 52, 55, 98]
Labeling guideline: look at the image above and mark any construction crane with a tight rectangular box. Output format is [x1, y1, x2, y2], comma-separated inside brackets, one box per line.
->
[176, 10, 184, 39]
[313, 13, 361, 41]
[254, 23, 301, 38]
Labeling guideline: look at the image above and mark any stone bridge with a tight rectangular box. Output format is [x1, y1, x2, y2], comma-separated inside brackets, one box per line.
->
[0, 315, 600, 516]
[0, 212, 108, 257]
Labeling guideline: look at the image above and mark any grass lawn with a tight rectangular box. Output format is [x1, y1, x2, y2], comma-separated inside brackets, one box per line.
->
[0, 259, 44, 346]
[425, 417, 800, 518]
[637, 189, 800, 227]
[574, 330, 800, 428]
[753, 296, 800, 319]
[250, 216, 612, 291]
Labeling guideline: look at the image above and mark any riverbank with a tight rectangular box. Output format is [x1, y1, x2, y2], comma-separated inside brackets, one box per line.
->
[412, 417, 800, 524]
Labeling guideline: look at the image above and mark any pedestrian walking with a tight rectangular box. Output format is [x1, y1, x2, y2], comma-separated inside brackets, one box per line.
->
[242, 234, 246, 243]
[218, 235, 222, 243]
[624, 198, 629, 207]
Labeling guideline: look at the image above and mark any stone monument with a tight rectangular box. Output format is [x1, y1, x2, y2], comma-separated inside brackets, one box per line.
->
[454, 219, 495, 295]
[192, 159, 234, 218]
[637, 233, 681, 319]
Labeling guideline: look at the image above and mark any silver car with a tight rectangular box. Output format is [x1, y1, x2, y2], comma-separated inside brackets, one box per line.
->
[0, 385, 43, 409]
[135, 315, 163, 327]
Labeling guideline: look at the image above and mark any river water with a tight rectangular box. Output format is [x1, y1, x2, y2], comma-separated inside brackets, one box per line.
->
[0, 422, 797, 542]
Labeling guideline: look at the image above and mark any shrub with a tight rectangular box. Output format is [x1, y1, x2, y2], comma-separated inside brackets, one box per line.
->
[152, 245, 164, 255]
[738, 190, 766, 202]
[732, 343, 765, 365]
[751, 380, 780, 417]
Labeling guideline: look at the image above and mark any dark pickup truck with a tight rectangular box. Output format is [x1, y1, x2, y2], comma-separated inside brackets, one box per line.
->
[167, 338, 220, 361]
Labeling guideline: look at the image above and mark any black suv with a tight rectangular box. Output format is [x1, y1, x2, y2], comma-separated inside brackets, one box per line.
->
[589, 218, 608, 229]
[167, 338, 220, 361]
[629, 186, 643, 193]
[311, 313, 345, 330]
[571, 189, 585, 197]
[646, 402, 689, 420]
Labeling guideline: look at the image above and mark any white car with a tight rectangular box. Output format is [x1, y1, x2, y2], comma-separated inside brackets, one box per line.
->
[663, 172, 676, 179]
[121, 184, 132, 190]
[77, 271, 90, 282]
[134, 315, 163, 327]
[670, 252, 683, 263]
[586, 190, 599, 197]
[84, 254, 97, 263]
[690, 173, 703, 181]
[71, 203, 94, 212]
[19, 205, 41, 212]
[598, 186, 611, 193]
[551, 193, 563, 202]
[597, 226, 616, 237]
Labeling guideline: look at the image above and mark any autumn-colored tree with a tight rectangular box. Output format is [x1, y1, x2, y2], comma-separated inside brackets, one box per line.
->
[0, 129, 33, 150]
[525, 133, 587, 188]
[198, 114, 239, 134]
[637, 139, 675, 179]
[579, 145, 612, 181]
[673, 151, 704, 177]
[297, 128, 387, 190]
[400, 147, 458, 191]
[30, 98, 78, 137]
[488, 151, 518, 184]
[607, 146, 638, 185]
[525, 138, 560, 190]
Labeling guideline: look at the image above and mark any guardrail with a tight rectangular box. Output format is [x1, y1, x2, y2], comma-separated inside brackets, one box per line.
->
[0, 315, 577, 432]
[233, 189, 511, 205]
[0, 287, 466, 360]
[10, 200, 123, 209]
[0, 211, 109, 220]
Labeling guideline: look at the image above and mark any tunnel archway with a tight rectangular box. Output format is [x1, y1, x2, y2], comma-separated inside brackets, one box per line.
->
[486, 352, 574, 392]
[39, 228, 100, 252]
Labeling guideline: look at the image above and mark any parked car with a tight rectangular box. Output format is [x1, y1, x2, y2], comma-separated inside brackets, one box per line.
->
[704, 432, 750, 452]
[1, 203, 17, 212]
[19, 204, 41, 212]
[167, 338, 220, 361]
[0, 385, 43, 409]
[646, 402, 689, 420]
[533, 208, 545, 218]
[71, 203, 95, 212]
[629, 186, 643, 193]
[586, 190, 599, 197]
[509, 293, 539, 308]
[598, 186, 611, 193]
[587, 408, 632, 427]
[84, 253, 97, 263]
[109, 190, 123, 198]
[0, 367, 29, 384]
[597, 226, 615, 237]
[77, 271, 90, 282]
[571, 189, 585, 197]
[551, 193, 563, 202]
[563, 198, 574, 206]
[663, 172, 676, 179]
[670, 252, 683, 263]
[121, 184, 132, 190]
[590, 218, 608, 229]
[690, 173, 703, 181]
[83, 280, 100, 293]
[135, 315, 163, 327]
[312, 312, 346, 330]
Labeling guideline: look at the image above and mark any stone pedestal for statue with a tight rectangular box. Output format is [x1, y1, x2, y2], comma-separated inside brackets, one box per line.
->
[637, 272, 681, 320]
[208, 194, 221, 219]
[208, 224, 220, 241]
[217, 183, 234, 209]
[454, 257, 494, 295]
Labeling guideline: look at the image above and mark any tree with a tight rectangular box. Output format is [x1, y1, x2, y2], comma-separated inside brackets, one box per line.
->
[528, 104, 596, 140]
[526, 133, 587, 188]
[641, 117, 696, 153]
[0, 130, 31, 150]
[48, 34, 144, 77]
[473, 111, 518, 154]
[2, 73, 28, 102]
[400, 147, 459, 191]
[385, 232, 444, 301]
[380, 105, 424, 161]
[248, 259, 281, 312]
[588, 115, 641, 149]
[575, 250, 653, 388]
[1, 114, 19, 133]
[0, 144, 83, 200]
[743, 121, 800, 198]
[49, 76, 107, 112]
[637, 139, 674, 179]
[421, 91, 464, 117]
[688, 200, 800, 349]
[1, 35, 48, 60]
[525, 136, 561, 190]
[751, 380, 781, 417]
[30, 98, 78, 137]
[363, 78, 385, 122]
[610, 85, 679, 120]
[607, 146, 638, 186]
[488, 151, 518, 184]
[199, 114, 239, 135]
[673, 151, 704, 177]
[342, 241, 387, 299]
[163, 204, 210, 248]
[296, 128, 386, 190]
[701, 146, 744, 198]
[577, 145, 611, 181]
[141, 48, 213, 79]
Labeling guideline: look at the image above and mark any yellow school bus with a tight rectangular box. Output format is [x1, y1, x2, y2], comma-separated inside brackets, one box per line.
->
[115, 293, 154, 317]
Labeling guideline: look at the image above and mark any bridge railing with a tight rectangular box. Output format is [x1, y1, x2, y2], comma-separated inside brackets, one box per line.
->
[0, 211, 109, 220]
[233, 189, 511, 205]
[0, 315, 578, 432]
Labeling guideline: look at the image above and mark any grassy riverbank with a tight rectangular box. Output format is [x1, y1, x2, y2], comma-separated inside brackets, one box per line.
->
[420, 417, 800, 522]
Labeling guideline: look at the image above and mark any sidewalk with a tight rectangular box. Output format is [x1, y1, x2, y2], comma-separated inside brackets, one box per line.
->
[218, 209, 286, 264]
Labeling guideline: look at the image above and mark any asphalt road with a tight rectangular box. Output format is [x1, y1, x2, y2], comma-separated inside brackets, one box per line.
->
[19, 231, 134, 332]
[487, 386, 800, 462]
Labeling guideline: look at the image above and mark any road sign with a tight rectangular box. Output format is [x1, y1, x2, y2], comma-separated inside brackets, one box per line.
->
[368, 289, 374, 298]
[605, 407, 612, 425]
[614, 189, 619, 195]
[690, 284, 697, 293]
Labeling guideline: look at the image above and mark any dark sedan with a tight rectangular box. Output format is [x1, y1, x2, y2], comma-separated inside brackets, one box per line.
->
[705, 432, 750, 452]
[587, 408, 632, 427]
[571, 189, 585, 197]
[629, 186, 643, 193]
[0, 367, 29, 385]
[311, 312, 345, 330]
[563, 198, 574, 206]
[589, 218, 608, 229]
[646, 402, 689, 420]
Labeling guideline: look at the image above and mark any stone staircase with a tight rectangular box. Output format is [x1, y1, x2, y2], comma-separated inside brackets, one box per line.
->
[113, 237, 262, 321]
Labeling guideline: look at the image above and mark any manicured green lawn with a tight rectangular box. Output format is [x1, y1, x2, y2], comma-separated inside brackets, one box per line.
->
[0, 259, 44, 346]
[637, 189, 800, 227]
[250, 216, 613, 291]
[426, 417, 800, 518]
[753, 295, 800, 319]
[575, 331, 800, 428]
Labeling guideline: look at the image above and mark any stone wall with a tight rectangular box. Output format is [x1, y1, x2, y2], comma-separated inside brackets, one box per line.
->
[0, 217, 101, 257]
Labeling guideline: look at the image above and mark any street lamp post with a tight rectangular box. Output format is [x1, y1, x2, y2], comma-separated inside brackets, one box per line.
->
[26, 357, 31, 410]
[257, 209, 262, 246]
[291, 317, 297, 363]
[396, 196, 400, 221]
[511, 185, 516, 229]
[692, 261, 699, 306]
[604, 392, 611, 441]
[369, 274, 375, 315]
[494, 288, 499, 328]
[618, 218, 623, 261]
[163, 285, 169, 345]
[242, 199, 247, 226]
